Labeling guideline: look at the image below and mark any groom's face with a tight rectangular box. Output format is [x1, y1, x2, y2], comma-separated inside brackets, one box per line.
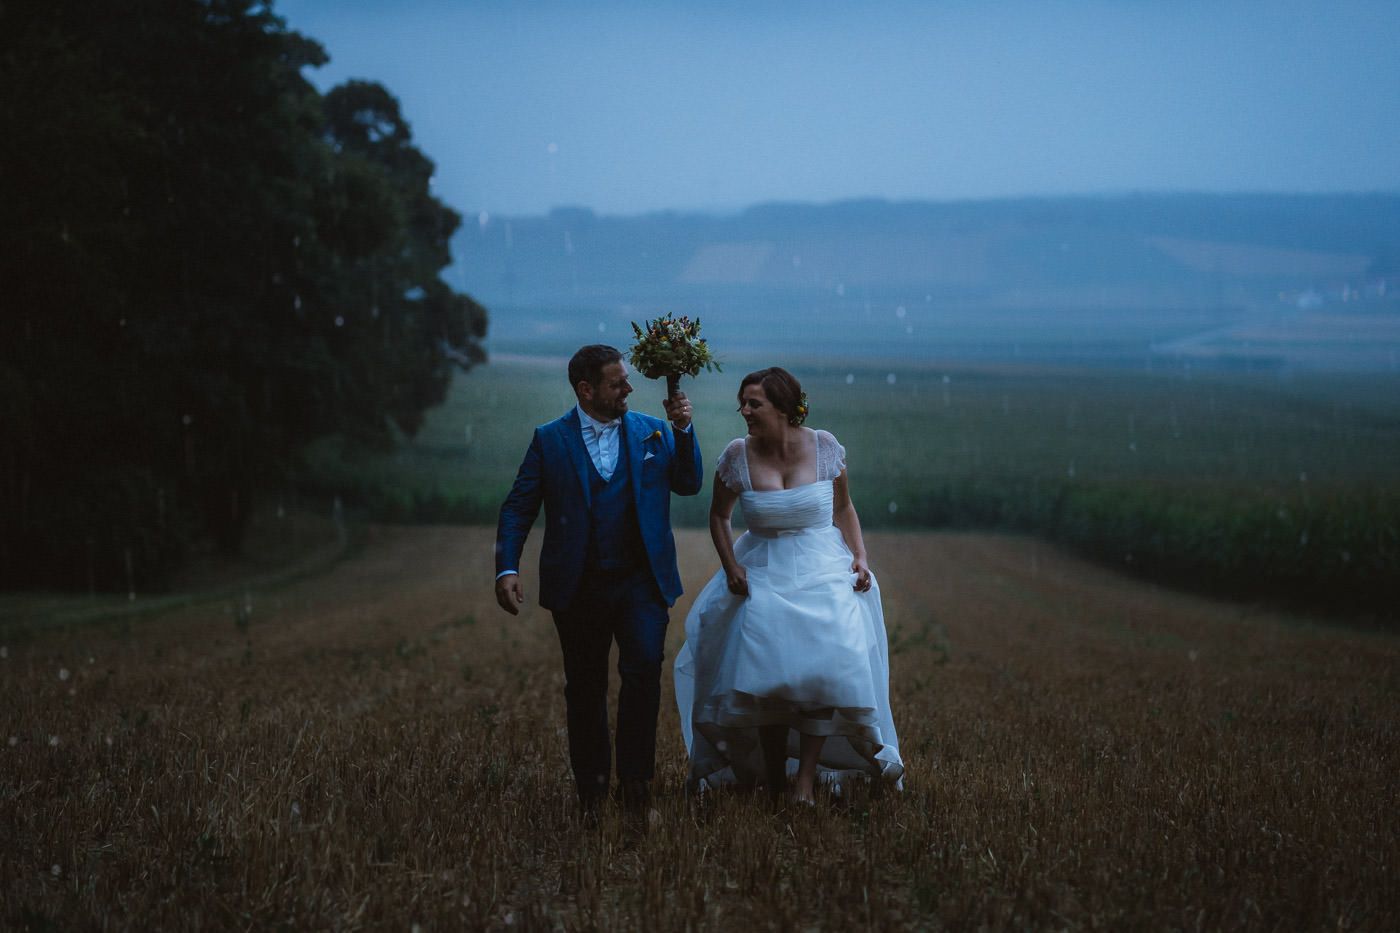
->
[580, 361, 633, 421]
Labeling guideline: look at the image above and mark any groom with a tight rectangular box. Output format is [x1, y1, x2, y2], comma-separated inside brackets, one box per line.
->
[494, 345, 702, 812]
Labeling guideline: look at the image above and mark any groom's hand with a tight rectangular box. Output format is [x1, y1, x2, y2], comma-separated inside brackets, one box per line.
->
[662, 391, 692, 431]
[495, 573, 524, 615]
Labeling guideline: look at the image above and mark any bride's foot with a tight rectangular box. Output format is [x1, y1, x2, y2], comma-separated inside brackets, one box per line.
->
[788, 783, 818, 807]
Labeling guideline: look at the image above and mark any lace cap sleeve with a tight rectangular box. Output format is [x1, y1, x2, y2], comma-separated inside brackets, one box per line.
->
[816, 430, 847, 482]
[715, 437, 749, 493]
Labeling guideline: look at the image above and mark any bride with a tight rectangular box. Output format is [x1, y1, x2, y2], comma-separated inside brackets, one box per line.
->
[674, 367, 904, 803]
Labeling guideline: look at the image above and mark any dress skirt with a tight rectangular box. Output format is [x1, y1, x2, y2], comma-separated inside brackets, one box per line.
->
[674, 524, 904, 792]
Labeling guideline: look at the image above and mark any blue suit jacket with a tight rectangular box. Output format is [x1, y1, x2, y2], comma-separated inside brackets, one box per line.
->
[495, 408, 703, 611]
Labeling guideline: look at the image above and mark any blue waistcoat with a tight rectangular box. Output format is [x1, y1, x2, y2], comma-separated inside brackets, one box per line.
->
[583, 433, 644, 572]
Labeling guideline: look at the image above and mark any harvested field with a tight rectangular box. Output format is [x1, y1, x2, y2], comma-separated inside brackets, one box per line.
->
[3, 526, 1396, 929]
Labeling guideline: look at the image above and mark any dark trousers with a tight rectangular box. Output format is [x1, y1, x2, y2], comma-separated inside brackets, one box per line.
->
[552, 566, 669, 803]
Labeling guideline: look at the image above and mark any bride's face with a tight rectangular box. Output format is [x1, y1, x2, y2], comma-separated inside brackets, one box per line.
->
[738, 383, 785, 436]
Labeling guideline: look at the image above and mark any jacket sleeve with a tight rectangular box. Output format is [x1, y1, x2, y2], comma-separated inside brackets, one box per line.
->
[669, 423, 703, 497]
[495, 429, 544, 575]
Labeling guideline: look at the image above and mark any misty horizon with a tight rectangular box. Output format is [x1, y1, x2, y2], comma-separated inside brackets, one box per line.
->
[469, 187, 1400, 222]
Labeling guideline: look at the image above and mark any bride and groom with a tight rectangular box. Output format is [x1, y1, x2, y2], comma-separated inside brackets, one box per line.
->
[494, 345, 903, 812]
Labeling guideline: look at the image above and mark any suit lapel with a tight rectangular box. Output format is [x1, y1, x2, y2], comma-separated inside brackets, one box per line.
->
[561, 408, 592, 508]
[624, 412, 646, 510]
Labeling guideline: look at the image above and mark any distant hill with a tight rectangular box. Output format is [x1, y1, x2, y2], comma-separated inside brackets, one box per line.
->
[452, 193, 1400, 369]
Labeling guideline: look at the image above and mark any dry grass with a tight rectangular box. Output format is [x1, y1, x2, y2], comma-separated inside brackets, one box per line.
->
[3, 526, 1396, 930]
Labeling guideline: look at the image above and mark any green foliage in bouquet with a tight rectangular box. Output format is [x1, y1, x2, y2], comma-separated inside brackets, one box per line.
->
[628, 315, 720, 394]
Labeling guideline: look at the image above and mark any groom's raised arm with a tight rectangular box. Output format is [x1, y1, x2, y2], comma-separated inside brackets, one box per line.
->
[669, 423, 702, 497]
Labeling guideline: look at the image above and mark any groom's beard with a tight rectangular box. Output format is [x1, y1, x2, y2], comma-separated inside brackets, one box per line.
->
[595, 397, 628, 421]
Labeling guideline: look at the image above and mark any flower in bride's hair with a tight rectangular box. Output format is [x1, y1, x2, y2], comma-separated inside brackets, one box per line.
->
[790, 391, 810, 426]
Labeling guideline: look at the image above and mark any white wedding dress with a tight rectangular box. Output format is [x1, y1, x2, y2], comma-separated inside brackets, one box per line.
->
[674, 431, 904, 792]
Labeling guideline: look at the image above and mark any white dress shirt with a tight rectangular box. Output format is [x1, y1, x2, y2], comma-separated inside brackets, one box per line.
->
[576, 404, 621, 480]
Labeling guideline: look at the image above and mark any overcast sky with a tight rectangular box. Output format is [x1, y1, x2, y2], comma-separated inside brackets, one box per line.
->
[275, 0, 1400, 217]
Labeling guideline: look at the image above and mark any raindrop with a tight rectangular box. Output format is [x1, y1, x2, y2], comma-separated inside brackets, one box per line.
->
[51, 864, 62, 877]
[182, 414, 193, 427]
[477, 211, 490, 230]
[105, 736, 113, 746]
[1128, 442, 1137, 453]
[942, 374, 951, 384]
[546, 141, 559, 155]
[895, 306, 907, 319]
[290, 801, 302, 821]
[1188, 649, 1199, 662]
[0, 646, 7, 659]
[334, 316, 345, 328]
[58, 668, 70, 682]
[597, 322, 606, 333]
[791, 254, 802, 268]
[293, 294, 302, 311]
[905, 325, 913, 335]
[1067, 461, 1077, 478]
[888, 500, 898, 514]
[7, 736, 16, 747]
[48, 736, 60, 747]
[836, 283, 845, 297]
[886, 373, 897, 385]
[845, 373, 855, 385]
[1298, 472, 1307, 483]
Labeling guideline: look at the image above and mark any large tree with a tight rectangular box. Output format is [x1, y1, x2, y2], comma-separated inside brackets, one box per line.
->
[0, 0, 486, 590]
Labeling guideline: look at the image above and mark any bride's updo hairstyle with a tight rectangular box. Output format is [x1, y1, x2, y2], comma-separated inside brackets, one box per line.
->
[739, 367, 809, 426]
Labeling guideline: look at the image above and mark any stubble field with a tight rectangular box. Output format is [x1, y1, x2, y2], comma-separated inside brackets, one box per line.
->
[3, 524, 1396, 929]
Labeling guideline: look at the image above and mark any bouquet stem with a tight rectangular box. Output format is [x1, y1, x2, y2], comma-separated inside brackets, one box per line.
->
[666, 373, 681, 399]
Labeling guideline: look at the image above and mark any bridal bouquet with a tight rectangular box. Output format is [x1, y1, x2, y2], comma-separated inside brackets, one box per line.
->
[628, 314, 720, 398]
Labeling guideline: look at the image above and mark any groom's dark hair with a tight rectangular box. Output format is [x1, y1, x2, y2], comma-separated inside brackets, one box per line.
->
[568, 345, 622, 393]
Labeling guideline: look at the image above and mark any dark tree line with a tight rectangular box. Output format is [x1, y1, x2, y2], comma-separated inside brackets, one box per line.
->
[0, 0, 487, 591]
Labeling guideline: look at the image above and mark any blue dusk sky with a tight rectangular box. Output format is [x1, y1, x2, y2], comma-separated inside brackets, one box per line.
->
[275, 0, 1400, 217]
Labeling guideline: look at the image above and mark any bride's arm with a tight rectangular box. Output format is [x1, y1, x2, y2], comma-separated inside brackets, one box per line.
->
[709, 476, 748, 597]
[832, 469, 873, 592]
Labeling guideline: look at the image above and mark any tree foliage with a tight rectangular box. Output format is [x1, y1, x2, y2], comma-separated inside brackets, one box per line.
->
[0, 0, 487, 591]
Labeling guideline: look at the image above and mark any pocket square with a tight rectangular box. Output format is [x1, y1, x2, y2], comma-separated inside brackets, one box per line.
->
[643, 451, 656, 461]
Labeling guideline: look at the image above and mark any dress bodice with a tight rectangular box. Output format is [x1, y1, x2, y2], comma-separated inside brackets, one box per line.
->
[740, 482, 835, 535]
[716, 431, 847, 536]
[716, 432, 846, 491]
